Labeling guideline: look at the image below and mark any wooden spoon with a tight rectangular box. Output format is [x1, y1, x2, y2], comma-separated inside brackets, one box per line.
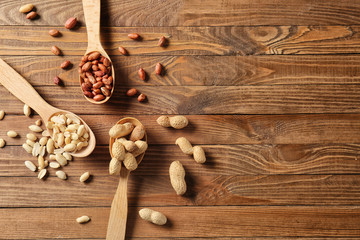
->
[81, 0, 115, 104]
[0, 58, 96, 158]
[107, 117, 147, 240]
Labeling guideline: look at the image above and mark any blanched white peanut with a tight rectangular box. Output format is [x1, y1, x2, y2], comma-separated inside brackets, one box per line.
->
[38, 155, 45, 170]
[0, 110, 4, 120]
[79, 172, 90, 182]
[29, 125, 42, 132]
[26, 133, 37, 141]
[25, 160, 37, 172]
[46, 138, 55, 154]
[76, 215, 90, 223]
[56, 153, 67, 166]
[64, 143, 76, 152]
[35, 119, 42, 126]
[7, 131, 17, 138]
[39, 137, 48, 146]
[139, 208, 167, 225]
[23, 104, 31, 117]
[26, 139, 35, 147]
[56, 170, 67, 180]
[0, 139, 5, 148]
[22, 143, 33, 153]
[62, 152, 72, 161]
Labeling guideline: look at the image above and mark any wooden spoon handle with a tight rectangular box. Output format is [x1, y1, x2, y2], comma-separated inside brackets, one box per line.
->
[82, 0, 102, 50]
[0, 58, 54, 119]
[106, 167, 130, 240]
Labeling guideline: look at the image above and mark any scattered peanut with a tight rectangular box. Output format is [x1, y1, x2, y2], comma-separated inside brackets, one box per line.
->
[19, 4, 34, 13]
[22, 143, 33, 153]
[65, 17, 77, 29]
[25, 160, 37, 172]
[118, 46, 128, 55]
[139, 208, 167, 225]
[38, 169, 47, 180]
[56, 170, 67, 180]
[158, 36, 167, 47]
[126, 88, 137, 97]
[39, 136, 48, 146]
[26, 133, 37, 141]
[157, 115, 188, 129]
[0, 110, 4, 120]
[109, 158, 121, 175]
[80, 172, 90, 182]
[38, 155, 45, 170]
[23, 104, 31, 117]
[76, 215, 90, 224]
[62, 152, 72, 161]
[49, 162, 60, 168]
[123, 152, 137, 171]
[35, 119, 42, 126]
[29, 125, 42, 132]
[51, 46, 61, 56]
[138, 68, 146, 81]
[26, 139, 35, 147]
[46, 138, 55, 154]
[49, 29, 60, 37]
[7, 131, 18, 138]
[129, 125, 145, 141]
[138, 93, 146, 102]
[175, 137, 206, 163]
[155, 63, 162, 75]
[169, 161, 187, 195]
[60, 60, 71, 69]
[128, 33, 140, 40]
[53, 76, 61, 85]
[26, 11, 37, 20]
[0, 139, 5, 148]
[55, 153, 67, 166]
[175, 137, 193, 155]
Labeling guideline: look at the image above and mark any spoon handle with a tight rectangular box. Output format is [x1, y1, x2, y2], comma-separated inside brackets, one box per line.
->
[0, 58, 55, 120]
[106, 167, 130, 240]
[82, 0, 103, 51]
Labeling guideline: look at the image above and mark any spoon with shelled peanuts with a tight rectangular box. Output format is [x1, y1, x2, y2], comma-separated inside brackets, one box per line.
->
[107, 117, 147, 240]
[0, 58, 96, 158]
[80, 0, 115, 104]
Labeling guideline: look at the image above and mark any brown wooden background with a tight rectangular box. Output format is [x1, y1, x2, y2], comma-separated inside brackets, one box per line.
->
[1, 0, 360, 239]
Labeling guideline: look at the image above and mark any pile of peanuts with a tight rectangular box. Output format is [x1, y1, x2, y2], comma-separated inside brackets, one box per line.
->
[79, 51, 113, 101]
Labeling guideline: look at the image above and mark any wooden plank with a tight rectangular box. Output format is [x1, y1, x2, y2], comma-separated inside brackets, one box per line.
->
[1, 144, 360, 177]
[2, 114, 360, 145]
[1, 206, 359, 239]
[1, 26, 360, 56]
[1, 174, 360, 207]
[3, 55, 360, 86]
[2, 85, 360, 114]
[2, 0, 360, 26]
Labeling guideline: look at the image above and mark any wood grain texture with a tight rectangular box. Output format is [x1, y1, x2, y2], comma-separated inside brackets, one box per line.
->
[1, 174, 360, 207]
[2, 0, 360, 26]
[2, 85, 360, 114]
[3, 55, 360, 86]
[2, 114, 360, 145]
[1, 206, 359, 239]
[1, 26, 360, 56]
[1, 144, 360, 177]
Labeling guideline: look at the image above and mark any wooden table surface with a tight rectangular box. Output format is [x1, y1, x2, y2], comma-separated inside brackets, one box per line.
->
[1, 0, 360, 239]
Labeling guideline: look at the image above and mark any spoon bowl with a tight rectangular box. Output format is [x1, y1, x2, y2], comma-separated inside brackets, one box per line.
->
[107, 117, 147, 240]
[0, 58, 96, 158]
[81, 0, 115, 104]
